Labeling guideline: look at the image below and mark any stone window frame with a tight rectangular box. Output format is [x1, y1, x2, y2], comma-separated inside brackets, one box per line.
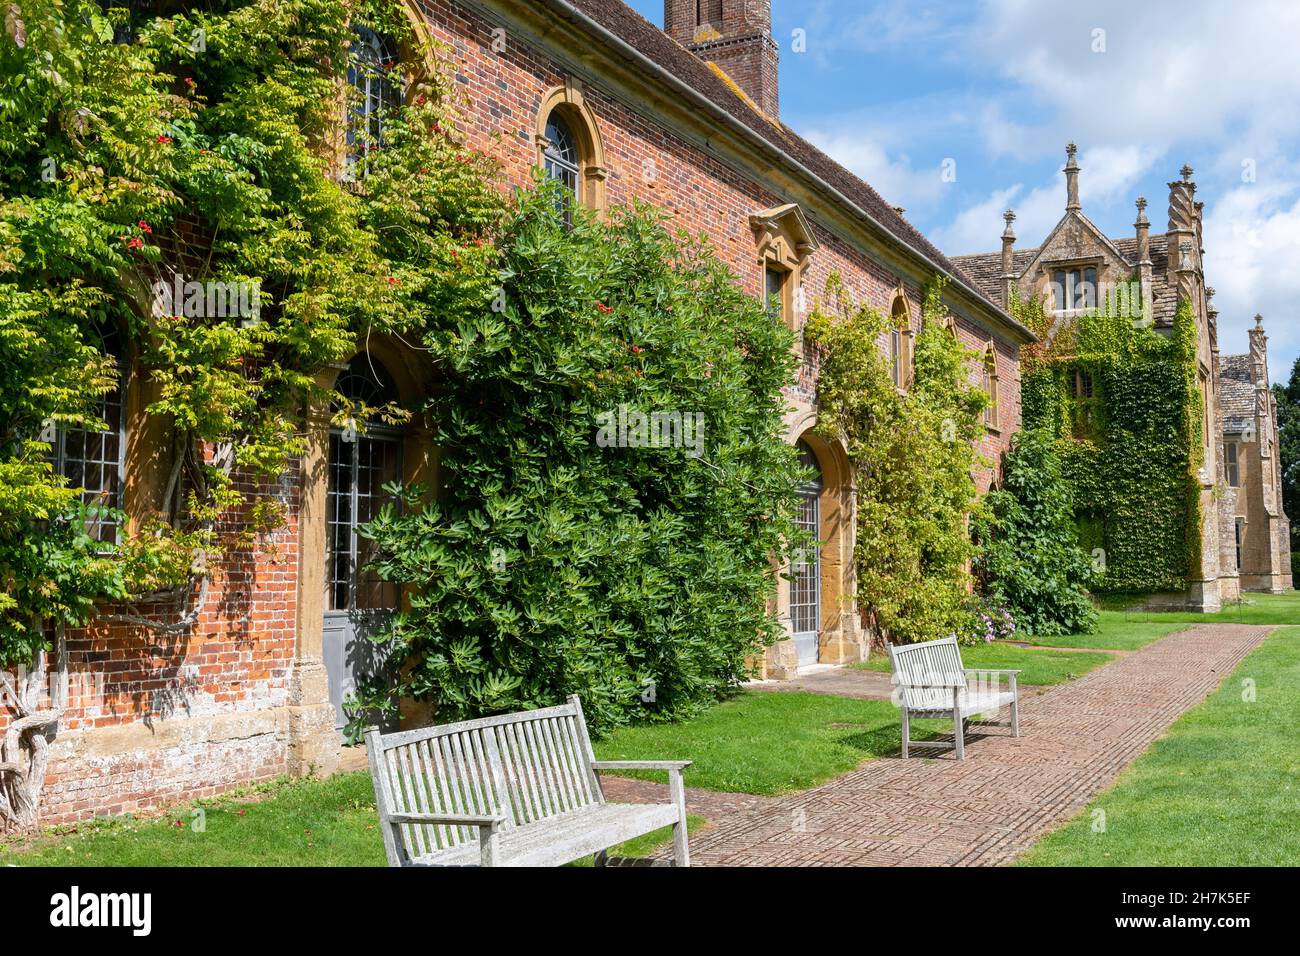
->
[1045, 257, 1104, 315]
[749, 203, 817, 335]
[1225, 440, 1240, 488]
[535, 81, 609, 216]
[888, 289, 915, 392]
[982, 343, 1001, 432]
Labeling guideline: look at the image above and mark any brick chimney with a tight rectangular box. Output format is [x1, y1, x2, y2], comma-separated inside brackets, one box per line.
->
[665, 0, 780, 117]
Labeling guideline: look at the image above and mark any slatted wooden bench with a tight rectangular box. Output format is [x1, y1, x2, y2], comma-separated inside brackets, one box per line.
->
[365, 695, 691, 867]
[886, 636, 1020, 759]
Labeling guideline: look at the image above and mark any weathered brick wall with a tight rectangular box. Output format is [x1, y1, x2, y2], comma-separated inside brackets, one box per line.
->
[4, 0, 1024, 824]
[418, 0, 1020, 483]
[4, 461, 300, 824]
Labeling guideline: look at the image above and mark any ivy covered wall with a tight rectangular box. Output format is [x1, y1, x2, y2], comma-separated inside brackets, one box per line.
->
[1016, 293, 1204, 595]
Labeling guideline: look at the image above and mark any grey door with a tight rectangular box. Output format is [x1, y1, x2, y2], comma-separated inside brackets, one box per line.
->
[324, 359, 403, 734]
[790, 442, 822, 666]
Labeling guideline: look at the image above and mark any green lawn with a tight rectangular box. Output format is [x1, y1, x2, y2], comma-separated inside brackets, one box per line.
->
[1028, 611, 1188, 651]
[593, 690, 941, 795]
[0, 771, 702, 868]
[1021, 626, 1300, 866]
[856, 640, 1113, 686]
[1096, 589, 1300, 626]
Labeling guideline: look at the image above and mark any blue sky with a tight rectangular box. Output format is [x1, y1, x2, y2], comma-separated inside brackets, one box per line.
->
[624, 0, 1300, 383]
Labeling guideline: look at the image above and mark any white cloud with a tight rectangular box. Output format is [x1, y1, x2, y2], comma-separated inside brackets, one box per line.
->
[1204, 181, 1300, 381]
[802, 121, 953, 215]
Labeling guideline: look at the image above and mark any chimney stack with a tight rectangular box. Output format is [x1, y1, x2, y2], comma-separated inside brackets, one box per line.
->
[1000, 209, 1017, 309]
[1167, 165, 1197, 290]
[1250, 314, 1269, 387]
[1135, 196, 1152, 308]
[1064, 143, 1081, 212]
[664, 0, 780, 117]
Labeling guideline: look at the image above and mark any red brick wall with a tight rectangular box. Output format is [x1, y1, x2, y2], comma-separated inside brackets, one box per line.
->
[3, 0, 1021, 825]
[4, 460, 299, 824]
[418, 0, 1019, 481]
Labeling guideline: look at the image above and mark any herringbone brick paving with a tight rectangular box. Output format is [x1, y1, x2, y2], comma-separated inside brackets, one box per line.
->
[611, 624, 1273, 866]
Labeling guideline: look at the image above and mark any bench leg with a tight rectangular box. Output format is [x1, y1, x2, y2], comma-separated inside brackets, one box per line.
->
[593, 850, 609, 867]
[668, 768, 690, 867]
[953, 707, 964, 760]
[900, 706, 910, 759]
[1010, 675, 1020, 737]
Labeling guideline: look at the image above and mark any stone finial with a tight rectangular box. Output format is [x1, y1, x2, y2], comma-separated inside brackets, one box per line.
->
[1179, 239, 1194, 269]
[1135, 196, 1149, 224]
[1002, 208, 1017, 238]
[892, 206, 906, 216]
[1255, 312, 1264, 328]
[1064, 143, 1081, 211]
[1181, 164, 1194, 182]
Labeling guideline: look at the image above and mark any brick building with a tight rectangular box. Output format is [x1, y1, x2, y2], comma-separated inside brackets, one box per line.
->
[11, 0, 1035, 824]
[955, 145, 1292, 610]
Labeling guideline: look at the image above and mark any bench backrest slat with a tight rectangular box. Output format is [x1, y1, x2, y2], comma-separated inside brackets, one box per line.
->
[367, 695, 606, 861]
[887, 636, 967, 711]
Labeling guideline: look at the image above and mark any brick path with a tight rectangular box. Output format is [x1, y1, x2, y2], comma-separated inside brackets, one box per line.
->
[613, 624, 1271, 866]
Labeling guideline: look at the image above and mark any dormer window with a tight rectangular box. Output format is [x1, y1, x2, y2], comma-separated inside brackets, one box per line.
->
[1051, 266, 1098, 312]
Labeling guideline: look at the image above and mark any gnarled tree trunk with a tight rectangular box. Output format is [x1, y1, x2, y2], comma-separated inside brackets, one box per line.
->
[0, 622, 68, 830]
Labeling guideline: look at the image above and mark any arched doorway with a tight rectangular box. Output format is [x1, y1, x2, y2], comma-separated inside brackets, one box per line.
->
[323, 355, 403, 733]
[790, 440, 823, 666]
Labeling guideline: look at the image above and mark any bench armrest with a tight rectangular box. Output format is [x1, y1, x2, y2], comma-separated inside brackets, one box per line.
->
[387, 812, 507, 866]
[388, 812, 507, 830]
[590, 760, 692, 772]
[966, 668, 1021, 676]
[897, 681, 966, 690]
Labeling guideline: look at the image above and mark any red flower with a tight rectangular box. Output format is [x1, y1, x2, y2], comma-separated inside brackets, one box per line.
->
[416, 94, 428, 105]
[595, 302, 613, 314]
[127, 237, 143, 249]
[138, 220, 152, 233]
[631, 345, 643, 354]
[183, 77, 195, 88]
[172, 819, 183, 828]
[156, 134, 173, 145]
[387, 276, 399, 285]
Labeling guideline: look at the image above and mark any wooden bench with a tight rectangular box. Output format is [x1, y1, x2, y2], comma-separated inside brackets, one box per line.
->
[886, 636, 1020, 759]
[365, 695, 691, 866]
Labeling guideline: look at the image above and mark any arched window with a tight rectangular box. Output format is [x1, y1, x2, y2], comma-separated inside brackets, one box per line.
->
[790, 440, 823, 666]
[889, 295, 911, 389]
[327, 356, 403, 611]
[50, 326, 126, 545]
[983, 347, 1000, 429]
[543, 112, 580, 199]
[346, 26, 403, 177]
[535, 85, 607, 214]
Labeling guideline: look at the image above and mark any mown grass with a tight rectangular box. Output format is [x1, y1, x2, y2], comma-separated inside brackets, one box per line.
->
[591, 690, 943, 795]
[1021, 626, 1300, 866]
[1027, 611, 1188, 651]
[0, 771, 702, 868]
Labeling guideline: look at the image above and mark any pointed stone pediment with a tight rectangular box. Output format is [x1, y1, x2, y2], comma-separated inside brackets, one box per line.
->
[749, 203, 819, 258]
[1019, 211, 1132, 282]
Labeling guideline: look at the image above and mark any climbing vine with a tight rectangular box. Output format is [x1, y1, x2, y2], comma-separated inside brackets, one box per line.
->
[1014, 286, 1204, 595]
[805, 275, 988, 645]
[0, 0, 500, 827]
[358, 189, 803, 735]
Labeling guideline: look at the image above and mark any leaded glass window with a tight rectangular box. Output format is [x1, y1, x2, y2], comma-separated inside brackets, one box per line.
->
[326, 357, 403, 611]
[50, 326, 126, 545]
[543, 112, 580, 199]
[346, 26, 403, 178]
